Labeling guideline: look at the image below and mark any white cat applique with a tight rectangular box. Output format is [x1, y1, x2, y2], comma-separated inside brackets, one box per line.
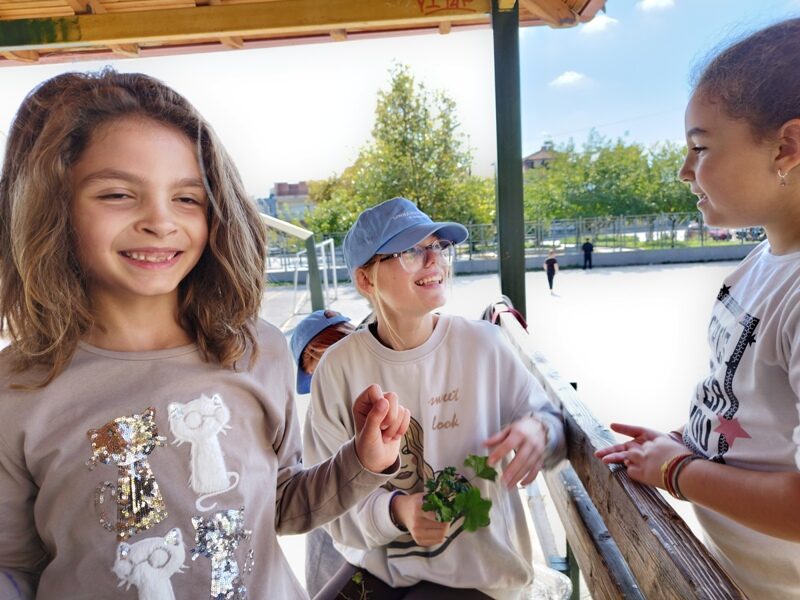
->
[113, 528, 186, 600]
[168, 394, 240, 511]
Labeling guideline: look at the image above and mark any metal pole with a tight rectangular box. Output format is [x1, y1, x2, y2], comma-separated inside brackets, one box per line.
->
[305, 236, 325, 311]
[492, 0, 526, 318]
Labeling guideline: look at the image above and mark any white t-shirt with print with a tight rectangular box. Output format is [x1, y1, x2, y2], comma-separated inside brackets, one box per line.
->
[684, 241, 800, 598]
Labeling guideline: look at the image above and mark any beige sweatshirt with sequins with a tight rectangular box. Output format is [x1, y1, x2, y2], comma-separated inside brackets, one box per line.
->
[0, 319, 397, 599]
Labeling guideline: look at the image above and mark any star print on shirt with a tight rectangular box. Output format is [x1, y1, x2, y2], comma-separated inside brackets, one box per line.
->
[714, 416, 751, 448]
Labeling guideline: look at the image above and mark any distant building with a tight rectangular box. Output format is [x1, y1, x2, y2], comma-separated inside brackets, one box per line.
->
[257, 182, 312, 221]
[523, 142, 555, 171]
[255, 193, 277, 217]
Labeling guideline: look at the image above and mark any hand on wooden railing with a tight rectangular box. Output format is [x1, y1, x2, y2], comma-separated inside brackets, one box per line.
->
[594, 423, 691, 490]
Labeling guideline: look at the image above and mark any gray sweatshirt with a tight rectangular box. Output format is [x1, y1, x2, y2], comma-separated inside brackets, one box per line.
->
[0, 319, 396, 599]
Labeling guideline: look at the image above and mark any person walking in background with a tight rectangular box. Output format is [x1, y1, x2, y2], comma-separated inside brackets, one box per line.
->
[595, 19, 800, 599]
[581, 238, 594, 269]
[290, 310, 355, 598]
[544, 249, 559, 295]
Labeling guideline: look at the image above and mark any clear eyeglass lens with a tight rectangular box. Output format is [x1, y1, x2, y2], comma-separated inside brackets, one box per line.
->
[398, 241, 454, 271]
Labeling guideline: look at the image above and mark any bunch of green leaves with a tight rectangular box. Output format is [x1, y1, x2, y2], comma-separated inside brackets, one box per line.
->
[421, 454, 498, 532]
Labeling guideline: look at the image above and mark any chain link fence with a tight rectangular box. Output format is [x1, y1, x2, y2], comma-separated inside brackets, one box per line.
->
[266, 212, 761, 273]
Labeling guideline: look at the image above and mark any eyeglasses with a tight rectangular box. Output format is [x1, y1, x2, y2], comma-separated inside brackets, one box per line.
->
[376, 240, 455, 272]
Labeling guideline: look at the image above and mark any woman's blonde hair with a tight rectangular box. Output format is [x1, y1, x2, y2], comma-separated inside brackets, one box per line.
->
[0, 69, 266, 387]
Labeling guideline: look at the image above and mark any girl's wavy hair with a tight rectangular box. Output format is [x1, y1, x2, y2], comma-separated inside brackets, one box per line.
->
[693, 18, 800, 141]
[0, 69, 266, 387]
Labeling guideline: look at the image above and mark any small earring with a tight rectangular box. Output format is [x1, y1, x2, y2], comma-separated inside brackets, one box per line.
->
[778, 168, 788, 187]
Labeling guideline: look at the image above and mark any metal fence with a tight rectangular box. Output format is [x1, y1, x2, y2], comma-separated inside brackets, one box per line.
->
[266, 212, 761, 274]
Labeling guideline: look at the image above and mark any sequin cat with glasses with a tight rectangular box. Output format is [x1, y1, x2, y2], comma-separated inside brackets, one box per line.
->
[376, 240, 454, 272]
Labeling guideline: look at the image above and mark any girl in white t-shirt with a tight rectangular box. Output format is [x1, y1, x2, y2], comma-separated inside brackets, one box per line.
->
[596, 18, 800, 598]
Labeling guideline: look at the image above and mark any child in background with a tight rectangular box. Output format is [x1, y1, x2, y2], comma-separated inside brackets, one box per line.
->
[0, 70, 409, 599]
[304, 197, 565, 599]
[290, 309, 355, 597]
[596, 19, 800, 598]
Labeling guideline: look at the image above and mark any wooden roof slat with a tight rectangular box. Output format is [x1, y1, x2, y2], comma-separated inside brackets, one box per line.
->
[0, 1, 71, 8]
[219, 35, 243, 48]
[520, 0, 577, 27]
[63, 0, 89, 12]
[110, 42, 140, 55]
[1, 49, 40, 63]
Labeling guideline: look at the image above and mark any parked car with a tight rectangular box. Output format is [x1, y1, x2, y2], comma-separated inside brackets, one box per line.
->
[707, 227, 732, 240]
[735, 227, 766, 242]
[686, 223, 733, 241]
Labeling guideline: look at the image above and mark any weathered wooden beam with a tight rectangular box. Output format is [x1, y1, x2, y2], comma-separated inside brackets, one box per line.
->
[0, 50, 39, 63]
[497, 312, 746, 599]
[329, 29, 347, 42]
[438, 21, 451, 34]
[544, 465, 645, 599]
[0, 0, 491, 52]
[520, 0, 577, 27]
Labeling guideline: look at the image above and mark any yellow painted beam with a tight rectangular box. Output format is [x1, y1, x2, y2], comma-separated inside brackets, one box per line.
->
[498, 0, 517, 9]
[520, 0, 577, 27]
[0, 0, 491, 52]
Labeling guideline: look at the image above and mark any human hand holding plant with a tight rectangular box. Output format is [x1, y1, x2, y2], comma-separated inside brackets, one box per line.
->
[421, 454, 498, 533]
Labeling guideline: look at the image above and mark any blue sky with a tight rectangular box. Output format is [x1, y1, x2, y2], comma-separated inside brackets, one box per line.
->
[0, 0, 798, 196]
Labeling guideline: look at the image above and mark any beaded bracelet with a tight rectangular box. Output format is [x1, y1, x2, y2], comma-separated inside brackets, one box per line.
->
[660, 453, 702, 500]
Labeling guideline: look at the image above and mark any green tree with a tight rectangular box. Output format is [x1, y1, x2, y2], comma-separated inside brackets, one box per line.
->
[305, 64, 494, 236]
[523, 132, 695, 220]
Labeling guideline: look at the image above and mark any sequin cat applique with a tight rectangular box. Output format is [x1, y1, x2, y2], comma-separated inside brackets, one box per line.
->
[87, 406, 168, 540]
[168, 394, 239, 511]
[113, 528, 186, 600]
[192, 508, 251, 600]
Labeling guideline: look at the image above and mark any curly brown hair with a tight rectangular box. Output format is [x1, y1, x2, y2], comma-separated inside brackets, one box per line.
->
[693, 18, 800, 141]
[0, 69, 266, 387]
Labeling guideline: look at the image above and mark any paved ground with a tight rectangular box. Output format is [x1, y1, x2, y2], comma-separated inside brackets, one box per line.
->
[265, 260, 740, 595]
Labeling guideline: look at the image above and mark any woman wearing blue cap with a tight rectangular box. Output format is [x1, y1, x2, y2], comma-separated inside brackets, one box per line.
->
[303, 198, 566, 599]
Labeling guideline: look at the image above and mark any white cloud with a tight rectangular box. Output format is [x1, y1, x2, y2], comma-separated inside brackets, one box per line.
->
[549, 71, 587, 87]
[636, 0, 675, 11]
[580, 14, 619, 34]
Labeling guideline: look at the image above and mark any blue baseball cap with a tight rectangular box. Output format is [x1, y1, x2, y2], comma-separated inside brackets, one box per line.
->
[343, 197, 468, 277]
[290, 310, 351, 394]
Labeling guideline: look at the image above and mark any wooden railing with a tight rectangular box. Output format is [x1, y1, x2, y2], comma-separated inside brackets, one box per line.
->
[497, 312, 745, 599]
